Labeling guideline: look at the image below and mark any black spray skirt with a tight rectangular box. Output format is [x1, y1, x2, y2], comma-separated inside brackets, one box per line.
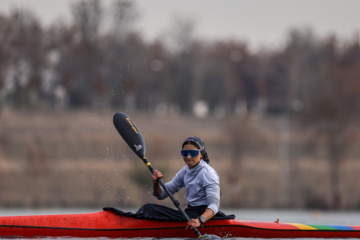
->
[104, 203, 235, 222]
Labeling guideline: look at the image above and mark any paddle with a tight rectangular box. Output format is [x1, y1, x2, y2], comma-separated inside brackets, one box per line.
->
[113, 112, 203, 238]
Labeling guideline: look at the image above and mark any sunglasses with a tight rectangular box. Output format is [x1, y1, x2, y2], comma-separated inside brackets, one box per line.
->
[181, 149, 200, 157]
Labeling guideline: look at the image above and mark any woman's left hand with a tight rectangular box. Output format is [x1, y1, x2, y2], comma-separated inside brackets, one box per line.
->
[186, 218, 201, 229]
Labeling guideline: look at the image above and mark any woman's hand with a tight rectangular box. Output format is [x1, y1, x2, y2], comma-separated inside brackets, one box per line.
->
[152, 169, 163, 196]
[186, 209, 214, 229]
[186, 218, 201, 229]
[152, 169, 163, 182]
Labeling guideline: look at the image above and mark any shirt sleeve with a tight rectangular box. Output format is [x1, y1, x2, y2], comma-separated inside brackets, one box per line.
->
[202, 169, 220, 215]
[155, 168, 185, 200]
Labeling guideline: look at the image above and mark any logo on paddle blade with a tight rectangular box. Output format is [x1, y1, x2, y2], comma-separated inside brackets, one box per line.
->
[134, 144, 142, 151]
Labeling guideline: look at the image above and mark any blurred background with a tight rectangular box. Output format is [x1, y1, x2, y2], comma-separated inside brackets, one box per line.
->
[0, 0, 360, 211]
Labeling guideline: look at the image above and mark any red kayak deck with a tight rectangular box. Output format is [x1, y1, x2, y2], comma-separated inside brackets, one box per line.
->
[1, 210, 360, 238]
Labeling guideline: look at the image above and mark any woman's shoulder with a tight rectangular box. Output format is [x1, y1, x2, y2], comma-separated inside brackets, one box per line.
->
[200, 162, 219, 181]
[201, 161, 218, 172]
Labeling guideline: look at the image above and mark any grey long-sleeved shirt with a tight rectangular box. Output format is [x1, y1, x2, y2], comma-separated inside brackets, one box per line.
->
[155, 160, 220, 215]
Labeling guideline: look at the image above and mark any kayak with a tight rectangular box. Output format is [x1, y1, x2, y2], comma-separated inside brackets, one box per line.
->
[1, 208, 360, 238]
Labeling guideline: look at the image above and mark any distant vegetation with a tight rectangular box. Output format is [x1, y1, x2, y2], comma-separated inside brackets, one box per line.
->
[0, 0, 360, 209]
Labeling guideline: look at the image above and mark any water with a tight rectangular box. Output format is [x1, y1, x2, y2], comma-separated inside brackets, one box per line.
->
[1, 208, 360, 239]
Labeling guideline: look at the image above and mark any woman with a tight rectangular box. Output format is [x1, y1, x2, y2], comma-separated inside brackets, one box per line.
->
[152, 136, 222, 229]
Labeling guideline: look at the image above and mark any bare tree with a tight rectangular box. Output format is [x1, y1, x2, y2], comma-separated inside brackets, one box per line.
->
[71, 0, 102, 43]
[166, 16, 198, 113]
[295, 35, 360, 209]
[111, 0, 139, 42]
[0, 9, 45, 109]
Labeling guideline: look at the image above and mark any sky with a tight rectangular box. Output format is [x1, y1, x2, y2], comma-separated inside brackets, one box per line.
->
[1, 0, 360, 51]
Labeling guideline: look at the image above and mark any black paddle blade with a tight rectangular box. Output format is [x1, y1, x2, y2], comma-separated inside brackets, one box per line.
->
[113, 112, 146, 159]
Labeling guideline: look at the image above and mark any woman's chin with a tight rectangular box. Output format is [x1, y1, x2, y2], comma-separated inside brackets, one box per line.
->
[185, 161, 194, 167]
[186, 160, 200, 169]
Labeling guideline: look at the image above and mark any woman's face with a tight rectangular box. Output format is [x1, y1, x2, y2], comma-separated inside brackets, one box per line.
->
[182, 143, 202, 169]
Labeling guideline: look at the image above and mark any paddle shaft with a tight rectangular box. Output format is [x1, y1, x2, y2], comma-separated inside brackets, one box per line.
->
[141, 156, 203, 238]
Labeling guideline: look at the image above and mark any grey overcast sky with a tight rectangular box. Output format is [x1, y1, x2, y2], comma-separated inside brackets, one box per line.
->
[1, 0, 360, 51]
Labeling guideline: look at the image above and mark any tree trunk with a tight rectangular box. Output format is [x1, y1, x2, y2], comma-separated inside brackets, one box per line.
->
[328, 136, 342, 209]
